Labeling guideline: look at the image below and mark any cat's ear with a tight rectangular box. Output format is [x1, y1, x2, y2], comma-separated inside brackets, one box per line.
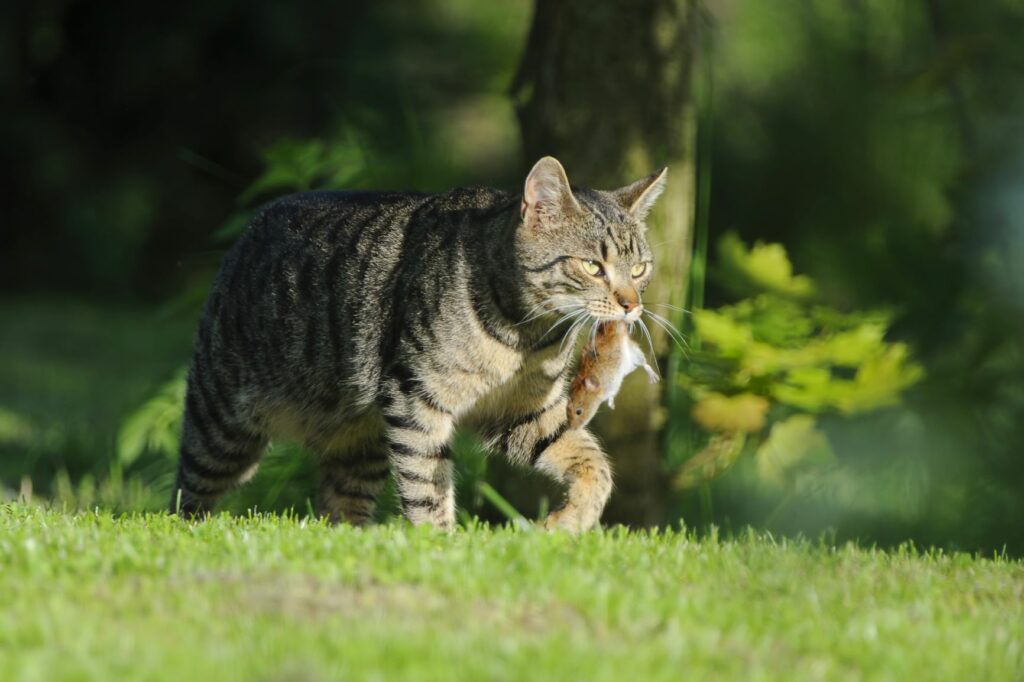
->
[584, 376, 600, 391]
[613, 167, 668, 220]
[521, 156, 581, 231]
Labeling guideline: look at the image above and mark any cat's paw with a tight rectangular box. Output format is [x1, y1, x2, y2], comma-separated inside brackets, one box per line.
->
[542, 509, 581, 534]
[542, 506, 599, 534]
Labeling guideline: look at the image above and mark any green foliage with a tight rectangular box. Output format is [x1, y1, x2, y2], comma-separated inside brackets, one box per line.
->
[211, 130, 371, 243]
[677, 234, 923, 490]
[237, 133, 368, 206]
[755, 414, 835, 488]
[117, 370, 186, 466]
[691, 296, 923, 414]
[713, 232, 815, 299]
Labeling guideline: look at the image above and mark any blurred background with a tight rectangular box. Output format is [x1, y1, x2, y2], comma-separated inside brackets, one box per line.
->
[3, 0, 1023, 554]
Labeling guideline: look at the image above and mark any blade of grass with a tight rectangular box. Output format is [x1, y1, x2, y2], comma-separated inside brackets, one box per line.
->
[476, 481, 528, 527]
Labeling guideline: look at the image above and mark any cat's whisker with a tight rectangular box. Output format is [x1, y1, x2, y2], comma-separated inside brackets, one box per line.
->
[647, 316, 687, 356]
[636, 318, 661, 375]
[650, 302, 691, 315]
[580, 317, 597, 354]
[646, 309, 689, 340]
[516, 297, 582, 327]
[516, 303, 552, 326]
[649, 237, 687, 249]
[518, 300, 578, 326]
[559, 320, 578, 354]
[540, 307, 587, 343]
[644, 311, 690, 356]
[560, 313, 590, 354]
[647, 314, 688, 349]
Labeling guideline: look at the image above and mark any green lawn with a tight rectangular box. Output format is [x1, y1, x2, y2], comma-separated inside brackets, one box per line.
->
[1, 506, 1021, 682]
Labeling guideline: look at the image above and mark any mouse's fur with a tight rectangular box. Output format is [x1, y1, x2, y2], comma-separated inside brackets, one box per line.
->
[566, 321, 659, 429]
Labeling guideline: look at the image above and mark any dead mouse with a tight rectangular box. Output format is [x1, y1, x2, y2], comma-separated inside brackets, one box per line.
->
[566, 320, 659, 429]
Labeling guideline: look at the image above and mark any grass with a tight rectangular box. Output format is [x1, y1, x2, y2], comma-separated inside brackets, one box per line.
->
[1, 506, 1021, 682]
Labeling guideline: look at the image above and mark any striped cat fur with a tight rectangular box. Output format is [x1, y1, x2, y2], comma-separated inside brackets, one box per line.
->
[170, 156, 667, 532]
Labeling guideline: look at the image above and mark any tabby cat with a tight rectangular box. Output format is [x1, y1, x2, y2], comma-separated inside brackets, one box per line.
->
[170, 156, 666, 532]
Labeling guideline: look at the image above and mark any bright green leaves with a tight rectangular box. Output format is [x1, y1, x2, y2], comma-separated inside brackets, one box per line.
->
[691, 392, 770, 433]
[692, 295, 923, 415]
[772, 343, 923, 414]
[676, 234, 923, 490]
[714, 231, 815, 299]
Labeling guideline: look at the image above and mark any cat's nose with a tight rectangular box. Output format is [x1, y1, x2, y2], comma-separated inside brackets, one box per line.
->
[618, 297, 638, 313]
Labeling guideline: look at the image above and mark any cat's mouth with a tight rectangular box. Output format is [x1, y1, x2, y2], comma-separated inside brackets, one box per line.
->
[587, 304, 644, 324]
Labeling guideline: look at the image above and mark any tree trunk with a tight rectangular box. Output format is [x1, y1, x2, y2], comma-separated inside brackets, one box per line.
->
[511, 0, 699, 525]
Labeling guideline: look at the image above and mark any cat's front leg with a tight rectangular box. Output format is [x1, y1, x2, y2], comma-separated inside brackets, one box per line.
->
[502, 399, 612, 533]
[382, 395, 457, 530]
[535, 427, 613, 533]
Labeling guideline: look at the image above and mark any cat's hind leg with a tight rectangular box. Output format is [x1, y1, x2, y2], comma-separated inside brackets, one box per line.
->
[170, 377, 268, 518]
[313, 416, 390, 526]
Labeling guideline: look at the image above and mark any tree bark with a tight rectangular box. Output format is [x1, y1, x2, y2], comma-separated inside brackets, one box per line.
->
[511, 0, 699, 525]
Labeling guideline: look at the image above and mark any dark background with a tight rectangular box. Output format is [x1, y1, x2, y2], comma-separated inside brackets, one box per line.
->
[3, 0, 1023, 554]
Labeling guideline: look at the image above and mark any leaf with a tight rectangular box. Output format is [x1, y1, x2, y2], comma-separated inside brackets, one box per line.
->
[771, 367, 834, 412]
[714, 232, 816, 299]
[238, 139, 327, 205]
[692, 308, 754, 356]
[237, 130, 368, 206]
[755, 415, 834, 487]
[770, 345, 924, 415]
[674, 433, 747, 489]
[210, 211, 252, 243]
[818, 322, 888, 366]
[841, 343, 924, 414]
[691, 392, 770, 433]
[117, 370, 187, 465]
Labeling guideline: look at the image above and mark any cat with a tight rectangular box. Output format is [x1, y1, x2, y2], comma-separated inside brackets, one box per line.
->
[170, 156, 666, 532]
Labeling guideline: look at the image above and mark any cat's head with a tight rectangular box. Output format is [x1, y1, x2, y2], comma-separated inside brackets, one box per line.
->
[516, 156, 667, 326]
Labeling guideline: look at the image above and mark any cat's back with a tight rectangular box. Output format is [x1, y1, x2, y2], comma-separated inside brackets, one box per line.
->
[197, 185, 516, 413]
[229, 186, 512, 264]
[247, 189, 429, 248]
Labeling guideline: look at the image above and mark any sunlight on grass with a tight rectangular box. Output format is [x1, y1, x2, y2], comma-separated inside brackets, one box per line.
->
[1, 506, 1021, 681]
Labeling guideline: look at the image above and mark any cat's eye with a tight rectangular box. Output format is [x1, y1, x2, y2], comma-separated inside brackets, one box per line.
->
[582, 260, 604, 277]
[631, 262, 648, 278]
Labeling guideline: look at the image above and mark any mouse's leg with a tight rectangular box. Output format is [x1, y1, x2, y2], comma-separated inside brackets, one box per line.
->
[643, 362, 660, 383]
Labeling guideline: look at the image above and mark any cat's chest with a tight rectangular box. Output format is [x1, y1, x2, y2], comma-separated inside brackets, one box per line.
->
[463, 343, 568, 423]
